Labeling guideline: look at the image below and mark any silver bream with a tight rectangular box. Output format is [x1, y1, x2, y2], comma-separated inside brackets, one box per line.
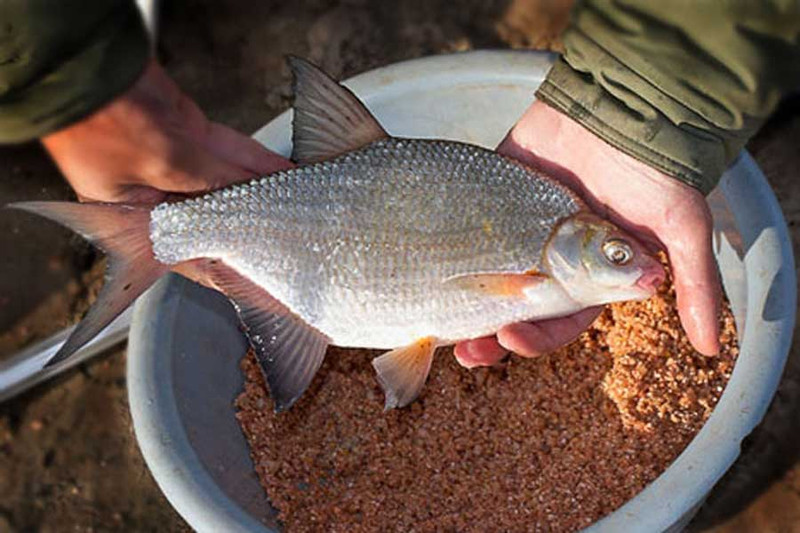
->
[11, 57, 664, 411]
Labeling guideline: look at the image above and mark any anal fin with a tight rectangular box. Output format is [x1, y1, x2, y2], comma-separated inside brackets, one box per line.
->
[372, 337, 437, 411]
[206, 260, 329, 412]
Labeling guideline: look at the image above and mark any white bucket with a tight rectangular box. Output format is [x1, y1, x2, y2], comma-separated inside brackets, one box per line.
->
[127, 51, 796, 532]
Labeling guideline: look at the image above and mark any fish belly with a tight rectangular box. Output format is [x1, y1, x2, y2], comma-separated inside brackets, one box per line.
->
[149, 138, 583, 348]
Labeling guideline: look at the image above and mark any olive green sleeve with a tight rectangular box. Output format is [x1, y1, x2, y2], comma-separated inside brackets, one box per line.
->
[0, 0, 150, 143]
[536, 1, 800, 194]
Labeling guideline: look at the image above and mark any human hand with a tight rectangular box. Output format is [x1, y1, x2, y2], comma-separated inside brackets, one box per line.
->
[454, 101, 721, 366]
[42, 58, 292, 204]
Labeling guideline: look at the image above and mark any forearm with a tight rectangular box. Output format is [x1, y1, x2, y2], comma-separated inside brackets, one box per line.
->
[0, 0, 150, 143]
[538, 0, 800, 194]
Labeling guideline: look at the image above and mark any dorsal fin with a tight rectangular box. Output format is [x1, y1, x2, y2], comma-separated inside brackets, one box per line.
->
[288, 56, 388, 164]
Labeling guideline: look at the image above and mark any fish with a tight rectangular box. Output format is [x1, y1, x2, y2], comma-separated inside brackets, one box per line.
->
[9, 57, 665, 412]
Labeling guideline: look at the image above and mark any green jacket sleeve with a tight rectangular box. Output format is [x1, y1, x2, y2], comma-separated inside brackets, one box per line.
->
[0, 0, 150, 143]
[536, 0, 800, 194]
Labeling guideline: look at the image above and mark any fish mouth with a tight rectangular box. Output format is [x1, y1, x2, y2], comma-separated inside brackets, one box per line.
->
[635, 266, 666, 294]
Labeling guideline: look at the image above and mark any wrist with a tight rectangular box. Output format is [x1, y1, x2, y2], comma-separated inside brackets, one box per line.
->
[43, 58, 176, 152]
[536, 58, 721, 194]
[41, 59, 189, 201]
[503, 100, 696, 199]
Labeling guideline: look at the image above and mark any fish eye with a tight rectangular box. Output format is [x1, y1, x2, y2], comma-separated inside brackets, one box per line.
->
[602, 239, 633, 266]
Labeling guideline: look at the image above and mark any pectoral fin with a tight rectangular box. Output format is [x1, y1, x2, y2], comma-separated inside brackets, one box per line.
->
[443, 272, 548, 297]
[372, 337, 437, 411]
[206, 260, 329, 412]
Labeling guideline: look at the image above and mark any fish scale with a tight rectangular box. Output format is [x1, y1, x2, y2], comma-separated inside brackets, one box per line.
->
[150, 137, 583, 348]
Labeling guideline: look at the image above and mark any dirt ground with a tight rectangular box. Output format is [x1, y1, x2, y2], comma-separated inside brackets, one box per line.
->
[0, 0, 799, 531]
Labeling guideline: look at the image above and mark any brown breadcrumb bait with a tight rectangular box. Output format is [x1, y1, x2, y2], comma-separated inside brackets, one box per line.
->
[235, 258, 738, 532]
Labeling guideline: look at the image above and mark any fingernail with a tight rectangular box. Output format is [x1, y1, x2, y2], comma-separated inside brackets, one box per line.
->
[457, 358, 482, 369]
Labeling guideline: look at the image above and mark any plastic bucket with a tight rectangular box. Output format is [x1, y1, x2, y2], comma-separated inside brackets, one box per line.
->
[127, 50, 796, 532]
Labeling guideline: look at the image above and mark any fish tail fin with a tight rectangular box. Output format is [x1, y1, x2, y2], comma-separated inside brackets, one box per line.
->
[8, 201, 168, 366]
[372, 337, 437, 410]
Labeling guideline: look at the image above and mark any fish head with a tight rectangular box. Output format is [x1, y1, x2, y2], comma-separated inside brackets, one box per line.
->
[543, 213, 665, 306]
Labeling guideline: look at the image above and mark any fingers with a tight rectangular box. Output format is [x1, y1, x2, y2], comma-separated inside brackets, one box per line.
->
[142, 121, 294, 194]
[143, 147, 254, 194]
[454, 337, 508, 368]
[454, 307, 602, 369]
[73, 126, 288, 201]
[663, 204, 721, 355]
[133, 63, 292, 190]
[496, 307, 602, 358]
[203, 122, 294, 178]
[112, 185, 167, 204]
[151, 121, 293, 192]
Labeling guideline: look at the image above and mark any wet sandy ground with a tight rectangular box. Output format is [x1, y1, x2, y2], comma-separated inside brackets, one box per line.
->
[1, 0, 798, 531]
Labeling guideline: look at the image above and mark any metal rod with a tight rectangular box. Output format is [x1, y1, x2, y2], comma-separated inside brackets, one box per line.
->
[0, 310, 131, 403]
